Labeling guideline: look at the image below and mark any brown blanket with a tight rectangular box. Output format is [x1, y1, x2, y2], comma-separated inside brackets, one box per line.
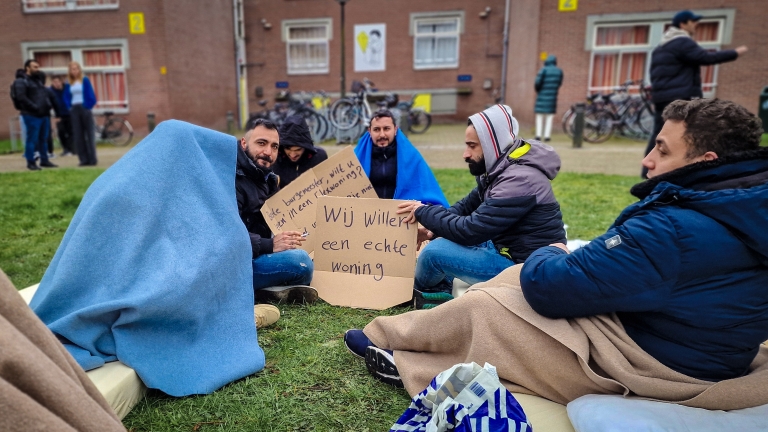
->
[0, 269, 125, 431]
[365, 264, 768, 410]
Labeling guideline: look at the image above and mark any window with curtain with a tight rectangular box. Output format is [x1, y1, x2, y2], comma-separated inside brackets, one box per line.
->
[285, 21, 330, 75]
[589, 25, 650, 94]
[589, 19, 724, 96]
[22, 0, 118, 13]
[413, 16, 460, 69]
[31, 44, 129, 112]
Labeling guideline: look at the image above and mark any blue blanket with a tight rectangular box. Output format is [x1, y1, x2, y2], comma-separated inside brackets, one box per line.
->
[355, 129, 449, 207]
[30, 120, 264, 397]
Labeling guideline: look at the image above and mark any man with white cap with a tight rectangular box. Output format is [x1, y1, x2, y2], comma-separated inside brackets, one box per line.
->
[397, 104, 566, 309]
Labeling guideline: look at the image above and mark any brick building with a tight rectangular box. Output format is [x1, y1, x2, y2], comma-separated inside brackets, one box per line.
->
[0, 0, 236, 139]
[2, 0, 765, 139]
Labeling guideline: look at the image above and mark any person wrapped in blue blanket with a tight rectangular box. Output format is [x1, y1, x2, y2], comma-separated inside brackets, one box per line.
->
[29, 120, 266, 396]
[354, 109, 448, 207]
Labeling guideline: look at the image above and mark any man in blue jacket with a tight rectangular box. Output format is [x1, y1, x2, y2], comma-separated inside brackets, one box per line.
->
[641, 10, 747, 178]
[397, 104, 565, 309]
[347, 99, 768, 401]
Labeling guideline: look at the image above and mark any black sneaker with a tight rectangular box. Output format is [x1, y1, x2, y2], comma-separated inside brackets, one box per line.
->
[40, 161, 58, 168]
[413, 288, 454, 310]
[344, 329, 374, 359]
[365, 346, 403, 388]
[255, 285, 318, 304]
[27, 161, 41, 171]
[544, 137, 551, 142]
[534, 136, 541, 141]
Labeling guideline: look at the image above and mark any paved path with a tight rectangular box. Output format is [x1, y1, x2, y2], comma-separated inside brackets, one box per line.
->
[0, 125, 647, 177]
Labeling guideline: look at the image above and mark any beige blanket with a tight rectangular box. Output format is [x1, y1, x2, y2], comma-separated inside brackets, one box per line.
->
[0, 269, 125, 431]
[365, 265, 768, 410]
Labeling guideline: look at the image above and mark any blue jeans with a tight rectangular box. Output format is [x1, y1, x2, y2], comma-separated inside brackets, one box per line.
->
[252, 249, 314, 291]
[21, 115, 50, 163]
[415, 239, 515, 292]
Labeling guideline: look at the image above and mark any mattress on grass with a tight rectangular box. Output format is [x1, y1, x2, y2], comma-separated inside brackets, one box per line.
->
[20, 284, 146, 420]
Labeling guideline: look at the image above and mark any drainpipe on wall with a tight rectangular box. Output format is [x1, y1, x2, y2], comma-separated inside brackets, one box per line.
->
[233, 0, 248, 129]
[499, 0, 511, 104]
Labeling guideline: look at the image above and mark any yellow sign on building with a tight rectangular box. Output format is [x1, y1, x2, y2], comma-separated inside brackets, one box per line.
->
[129, 12, 145, 34]
[558, 0, 577, 12]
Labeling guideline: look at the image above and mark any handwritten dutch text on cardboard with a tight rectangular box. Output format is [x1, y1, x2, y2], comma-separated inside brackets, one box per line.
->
[260, 147, 376, 253]
[312, 196, 417, 310]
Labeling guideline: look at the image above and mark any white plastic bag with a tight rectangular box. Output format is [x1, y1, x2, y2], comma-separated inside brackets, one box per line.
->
[390, 362, 532, 432]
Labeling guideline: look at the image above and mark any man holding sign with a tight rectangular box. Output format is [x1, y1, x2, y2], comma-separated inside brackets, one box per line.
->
[237, 118, 316, 303]
[398, 105, 566, 309]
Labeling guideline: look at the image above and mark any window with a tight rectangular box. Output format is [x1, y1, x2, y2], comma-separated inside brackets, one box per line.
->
[25, 40, 129, 113]
[412, 16, 461, 69]
[590, 24, 651, 94]
[282, 19, 331, 75]
[587, 11, 731, 98]
[22, 0, 119, 13]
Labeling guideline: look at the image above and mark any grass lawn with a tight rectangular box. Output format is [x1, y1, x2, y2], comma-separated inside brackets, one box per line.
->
[0, 139, 15, 155]
[0, 167, 640, 431]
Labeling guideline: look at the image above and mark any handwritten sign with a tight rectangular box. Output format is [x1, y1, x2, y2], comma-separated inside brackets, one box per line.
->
[312, 196, 417, 310]
[260, 146, 377, 254]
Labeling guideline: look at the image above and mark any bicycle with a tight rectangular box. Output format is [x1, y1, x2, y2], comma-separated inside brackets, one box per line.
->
[248, 91, 329, 143]
[329, 78, 375, 130]
[562, 80, 654, 143]
[397, 95, 432, 134]
[94, 111, 134, 146]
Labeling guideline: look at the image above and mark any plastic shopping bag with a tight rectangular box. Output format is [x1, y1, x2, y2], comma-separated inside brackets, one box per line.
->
[390, 362, 532, 432]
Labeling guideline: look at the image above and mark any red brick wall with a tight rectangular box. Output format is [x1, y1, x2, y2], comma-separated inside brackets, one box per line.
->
[244, 0, 509, 121]
[536, 0, 768, 130]
[0, 0, 236, 139]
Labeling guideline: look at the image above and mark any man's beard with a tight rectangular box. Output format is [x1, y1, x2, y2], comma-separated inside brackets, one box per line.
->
[465, 156, 486, 176]
[246, 149, 273, 172]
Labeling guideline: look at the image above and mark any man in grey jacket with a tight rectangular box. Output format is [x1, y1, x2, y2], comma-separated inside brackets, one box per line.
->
[398, 104, 566, 309]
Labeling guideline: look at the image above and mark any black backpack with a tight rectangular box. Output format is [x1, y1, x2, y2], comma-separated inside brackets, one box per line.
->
[10, 80, 23, 111]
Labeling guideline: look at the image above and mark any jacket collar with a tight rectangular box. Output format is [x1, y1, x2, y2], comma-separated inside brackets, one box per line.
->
[631, 148, 768, 199]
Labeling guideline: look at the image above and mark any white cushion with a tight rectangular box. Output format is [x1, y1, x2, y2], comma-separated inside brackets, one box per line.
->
[567, 394, 768, 432]
[19, 284, 146, 419]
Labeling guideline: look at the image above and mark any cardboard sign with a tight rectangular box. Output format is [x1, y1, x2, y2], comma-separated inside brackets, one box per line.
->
[260, 146, 376, 254]
[312, 196, 417, 310]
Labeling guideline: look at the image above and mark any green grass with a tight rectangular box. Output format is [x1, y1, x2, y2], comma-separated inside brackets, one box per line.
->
[762, 134, 768, 147]
[0, 139, 14, 154]
[0, 167, 640, 431]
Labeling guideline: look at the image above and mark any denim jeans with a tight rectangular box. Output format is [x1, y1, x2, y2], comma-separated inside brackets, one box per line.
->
[415, 238, 515, 292]
[21, 115, 50, 164]
[252, 249, 314, 291]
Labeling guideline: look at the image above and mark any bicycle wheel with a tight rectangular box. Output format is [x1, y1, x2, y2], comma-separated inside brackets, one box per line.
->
[301, 110, 327, 143]
[408, 110, 431, 134]
[561, 108, 576, 138]
[103, 119, 134, 146]
[329, 99, 360, 130]
[636, 104, 654, 135]
[583, 110, 614, 143]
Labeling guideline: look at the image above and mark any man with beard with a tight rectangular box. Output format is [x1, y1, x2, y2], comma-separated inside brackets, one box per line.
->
[272, 115, 328, 188]
[396, 104, 565, 309]
[11, 60, 57, 170]
[237, 118, 317, 304]
[354, 109, 448, 206]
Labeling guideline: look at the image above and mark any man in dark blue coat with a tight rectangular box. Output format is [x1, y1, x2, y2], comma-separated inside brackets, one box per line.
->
[642, 10, 747, 178]
[346, 99, 768, 404]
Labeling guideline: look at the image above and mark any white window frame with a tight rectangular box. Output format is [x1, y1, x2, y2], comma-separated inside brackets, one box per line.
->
[21, 39, 130, 114]
[22, 0, 119, 14]
[411, 13, 462, 70]
[588, 23, 652, 94]
[585, 10, 734, 98]
[282, 18, 332, 75]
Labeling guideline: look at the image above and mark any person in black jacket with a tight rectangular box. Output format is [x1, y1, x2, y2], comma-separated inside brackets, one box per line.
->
[12, 60, 57, 170]
[397, 104, 566, 309]
[48, 76, 74, 157]
[236, 118, 317, 303]
[642, 10, 747, 178]
[272, 115, 328, 188]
